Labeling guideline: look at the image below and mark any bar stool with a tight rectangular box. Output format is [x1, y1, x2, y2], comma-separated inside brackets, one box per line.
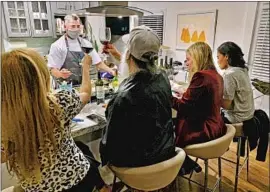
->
[109, 147, 186, 191]
[182, 124, 236, 192]
[2, 186, 14, 192]
[222, 123, 250, 192]
[2, 185, 24, 192]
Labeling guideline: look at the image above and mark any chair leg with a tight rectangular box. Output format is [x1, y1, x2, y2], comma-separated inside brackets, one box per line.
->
[172, 179, 178, 192]
[246, 139, 249, 181]
[204, 160, 208, 192]
[189, 158, 199, 180]
[175, 178, 178, 191]
[112, 175, 117, 192]
[218, 157, 222, 192]
[189, 169, 194, 182]
[234, 137, 241, 192]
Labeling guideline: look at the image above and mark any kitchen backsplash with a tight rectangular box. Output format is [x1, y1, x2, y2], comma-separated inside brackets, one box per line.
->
[4, 37, 57, 56]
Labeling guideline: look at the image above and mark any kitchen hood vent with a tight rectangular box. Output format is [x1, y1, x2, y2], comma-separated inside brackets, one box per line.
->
[84, 1, 153, 17]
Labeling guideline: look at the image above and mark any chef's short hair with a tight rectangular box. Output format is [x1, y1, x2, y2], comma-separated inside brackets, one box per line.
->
[64, 14, 81, 25]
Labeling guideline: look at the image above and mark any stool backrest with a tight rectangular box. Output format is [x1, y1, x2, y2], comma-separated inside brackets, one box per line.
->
[184, 124, 236, 159]
[2, 186, 14, 192]
[110, 147, 186, 191]
[1, 163, 19, 190]
[230, 123, 244, 137]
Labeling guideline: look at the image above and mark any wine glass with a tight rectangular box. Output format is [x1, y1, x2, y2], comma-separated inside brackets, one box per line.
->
[81, 39, 94, 54]
[99, 27, 111, 61]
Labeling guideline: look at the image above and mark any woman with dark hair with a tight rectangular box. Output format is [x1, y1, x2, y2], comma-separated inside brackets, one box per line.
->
[100, 26, 175, 167]
[217, 41, 255, 123]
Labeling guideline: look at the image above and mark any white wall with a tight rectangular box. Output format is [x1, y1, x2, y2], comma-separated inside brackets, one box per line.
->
[129, 1, 258, 70]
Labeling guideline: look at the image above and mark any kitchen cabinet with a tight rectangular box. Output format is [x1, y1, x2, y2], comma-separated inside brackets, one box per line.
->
[82, 2, 90, 9]
[1, 3, 8, 40]
[51, 2, 75, 15]
[73, 2, 90, 11]
[56, 2, 69, 10]
[2, 1, 31, 37]
[54, 2, 89, 12]
[2, 1, 53, 38]
[56, 2, 73, 11]
[28, 1, 53, 37]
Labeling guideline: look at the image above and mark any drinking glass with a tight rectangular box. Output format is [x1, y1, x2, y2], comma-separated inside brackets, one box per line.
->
[99, 27, 111, 61]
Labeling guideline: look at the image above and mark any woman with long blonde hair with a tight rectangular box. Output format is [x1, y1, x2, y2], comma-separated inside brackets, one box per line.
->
[1, 48, 111, 192]
[172, 42, 227, 175]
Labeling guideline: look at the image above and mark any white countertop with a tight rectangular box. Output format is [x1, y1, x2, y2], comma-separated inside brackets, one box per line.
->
[71, 102, 107, 138]
[70, 80, 189, 138]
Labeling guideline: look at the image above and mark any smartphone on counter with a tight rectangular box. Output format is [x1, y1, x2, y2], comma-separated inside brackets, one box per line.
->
[86, 114, 100, 123]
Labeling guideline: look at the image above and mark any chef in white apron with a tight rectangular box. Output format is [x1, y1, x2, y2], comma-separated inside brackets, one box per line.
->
[48, 14, 114, 87]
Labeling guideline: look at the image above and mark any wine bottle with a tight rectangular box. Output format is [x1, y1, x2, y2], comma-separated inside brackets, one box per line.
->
[169, 58, 173, 69]
[168, 58, 174, 80]
[164, 56, 169, 69]
[159, 58, 164, 70]
[95, 71, 105, 104]
[112, 69, 119, 91]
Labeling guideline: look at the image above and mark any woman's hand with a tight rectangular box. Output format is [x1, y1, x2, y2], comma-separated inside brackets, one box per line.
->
[80, 54, 92, 106]
[82, 54, 92, 67]
[103, 44, 121, 61]
[103, 44, 117, 55]
[222, 99, 232, 110]
[172, 91, 182, 99]
[171, 81, 187, 98]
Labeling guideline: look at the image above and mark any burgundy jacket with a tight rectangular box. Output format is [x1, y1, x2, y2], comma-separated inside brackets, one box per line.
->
[172, 69, 227, 148]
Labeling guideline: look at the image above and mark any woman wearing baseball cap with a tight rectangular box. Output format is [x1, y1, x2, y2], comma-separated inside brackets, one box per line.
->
[100, 26, 176, 167]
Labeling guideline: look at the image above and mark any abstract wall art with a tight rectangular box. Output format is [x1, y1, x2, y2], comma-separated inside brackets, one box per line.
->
[176, 10, 218, 50]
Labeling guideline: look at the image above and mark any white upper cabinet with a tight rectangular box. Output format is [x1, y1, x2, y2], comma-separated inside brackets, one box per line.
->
[28, 1, 53, 37]
[2, 1, 53, 37]
[3, 1, 31, 37]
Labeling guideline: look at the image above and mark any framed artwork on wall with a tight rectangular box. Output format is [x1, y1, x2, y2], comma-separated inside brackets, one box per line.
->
[176, 10, 218, 50]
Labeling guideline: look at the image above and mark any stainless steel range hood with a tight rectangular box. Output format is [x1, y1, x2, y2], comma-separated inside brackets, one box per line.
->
[84, 1, 153, 17]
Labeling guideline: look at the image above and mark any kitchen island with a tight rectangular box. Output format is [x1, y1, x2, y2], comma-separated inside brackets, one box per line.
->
[71, 80, 189, 139]
[71, 107, 105, 138]
[71, 102, 107, 143]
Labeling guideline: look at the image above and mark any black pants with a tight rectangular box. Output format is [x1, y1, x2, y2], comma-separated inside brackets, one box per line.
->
[181, 155, 199, 170]
[63, 141, 106, 192]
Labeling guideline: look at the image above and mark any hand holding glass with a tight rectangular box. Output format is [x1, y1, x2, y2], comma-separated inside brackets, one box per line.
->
[99, 27, 111, 60]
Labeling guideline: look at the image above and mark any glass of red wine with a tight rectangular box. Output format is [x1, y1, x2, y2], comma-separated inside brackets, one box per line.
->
[99, 27, 111, 61]
[81, 39, 94, 54]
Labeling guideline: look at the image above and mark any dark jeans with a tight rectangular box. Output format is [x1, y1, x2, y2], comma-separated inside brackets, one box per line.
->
[63, 141, 105, 192]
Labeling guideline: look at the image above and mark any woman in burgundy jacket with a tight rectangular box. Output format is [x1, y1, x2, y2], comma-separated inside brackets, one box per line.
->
[173, 42, 227, 174]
